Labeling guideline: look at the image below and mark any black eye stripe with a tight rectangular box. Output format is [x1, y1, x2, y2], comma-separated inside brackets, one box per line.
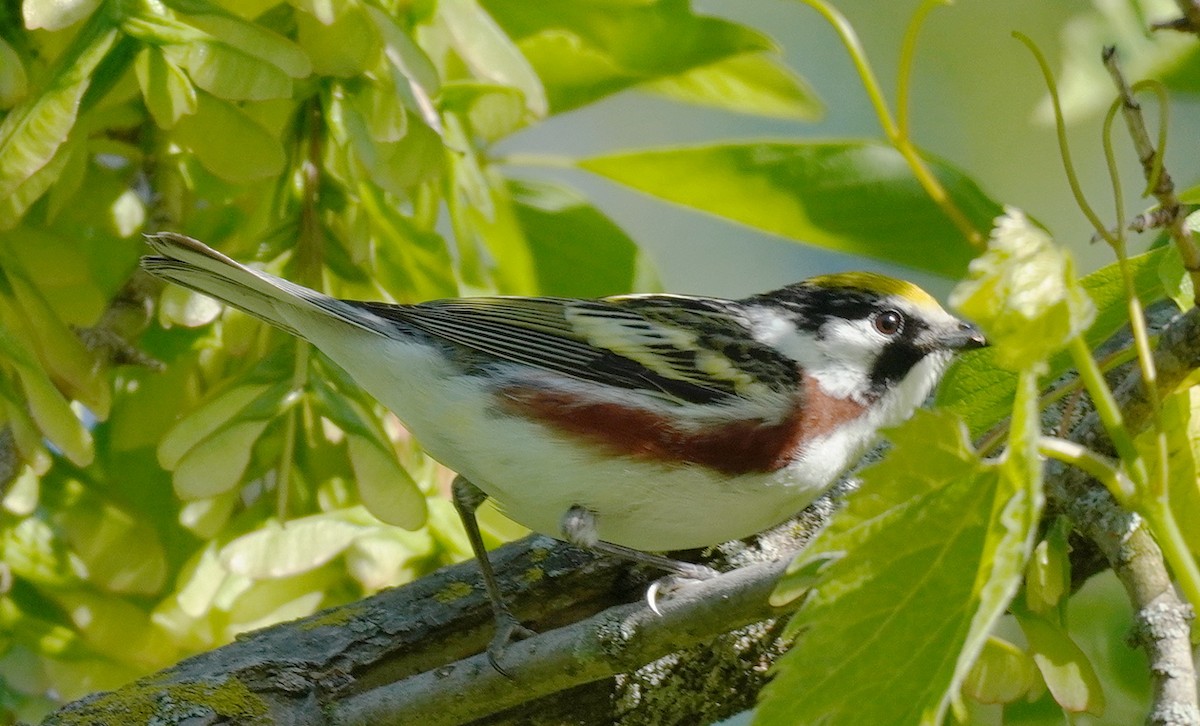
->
[870, 341, 927, 391]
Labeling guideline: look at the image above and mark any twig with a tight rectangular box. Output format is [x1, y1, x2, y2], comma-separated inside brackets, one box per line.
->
[1151, 2, 1200, 37]
[332, 558, 792, 726]
[1101, 47, 1200, 307]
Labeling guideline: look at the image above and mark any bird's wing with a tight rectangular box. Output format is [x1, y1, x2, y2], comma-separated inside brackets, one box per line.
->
[354, 295, 796, 405]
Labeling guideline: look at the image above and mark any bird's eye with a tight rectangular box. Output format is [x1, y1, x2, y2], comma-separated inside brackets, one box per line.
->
[873, 309, 904, 336]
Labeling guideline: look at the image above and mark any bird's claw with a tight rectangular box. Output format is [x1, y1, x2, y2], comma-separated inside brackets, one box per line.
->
[645, 563, 720, 616]
[485, 612, 538, 677]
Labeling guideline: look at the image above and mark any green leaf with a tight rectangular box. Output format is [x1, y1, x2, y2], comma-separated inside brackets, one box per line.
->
[182, 10, 312, 78]
[172, 419, 271, 499]
[440, 81, 526, 142]
[1, 517, 76, 587]
[157, 284, 222, 327]
[360, 184, 458, 301]
[0, 36, 29, 108]
[1152, 390, 1200, 560]
[347, 434, 427, 530]
[308, 373, 428, 530]
[346, 529, 434, 591]
[172, 92, 285, 181]
[509, 177, 649, 297]
[57, 492, 168, 595]
[951, 208, 1094, 371]
[439, 0, 547, 118]
[296, 3, 381, 78]
[162, 41, 292, 102]
[580, 141, 999, 277]
[158, 382, 278, 470]
[334, 83, 445, 196]
[134, 47, 197, 128]
[169, 384, 297, 499]
[640, 53, 822, 121]
[1, 255, 110, 415]
[220, 516, 364, 579]
[14, 365, 94, 467]
[1015, 610, 1106, 715]
[962, 637, 1039, 705]
[346, 77, 407, 143]
[366, 5, 442, 132]
[1025, 519, 1071, 616]
[761, 409, 1038, 726]
[22, 0, 101, 31]
[0, 15, 119, 199]
[485, 0, 772, 114]
[938, 245, 1171, 436]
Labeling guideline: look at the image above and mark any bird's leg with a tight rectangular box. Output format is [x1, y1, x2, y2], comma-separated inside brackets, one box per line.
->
[560, 505, 720, 615]
[450, 476, 536, 673]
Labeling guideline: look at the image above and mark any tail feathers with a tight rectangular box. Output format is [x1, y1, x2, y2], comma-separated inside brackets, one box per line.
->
[141, 232, 371, 337]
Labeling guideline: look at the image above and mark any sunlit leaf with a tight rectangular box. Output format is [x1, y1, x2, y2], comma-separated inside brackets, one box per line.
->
[158, 382, 278, 469]
[347, 434, 427, 530]
[2, 517, 77, 587]
[641, 53, 822, 121]
[0, 16, 118, 200]
[440, 0, 547, 118]
[581, 141, 998, 277]
[1025, 518, 1071, 616]
[485, 0, 771, 114]
[952, 208, 1094, 371]
[345, 529, 434, 591]
[761, 410, 1038, 726]
[938, 246, 1170, 435]
[366, 5, 442, 131]
[220, 516, 364, 579]
[172, 92, 285, 181]
[58, 495, 169, 595]
[183, 10, 312, 78]
[962, 637, 1039, 705]
[22, 0, 102, 31]
[135, 48, 197, 128]
[297, 3, 381, 77]
[509, 177, 647, 297]
[1016, 610, 1106, 715]
[0, 37, 29, 108]
[53, 591, 175, 669]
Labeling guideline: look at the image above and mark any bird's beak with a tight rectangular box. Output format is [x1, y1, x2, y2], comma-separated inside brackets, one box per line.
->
[939, 320, 988, 351]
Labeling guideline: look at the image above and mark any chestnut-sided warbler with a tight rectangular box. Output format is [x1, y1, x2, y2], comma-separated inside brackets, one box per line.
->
[142, 232, 984, 664]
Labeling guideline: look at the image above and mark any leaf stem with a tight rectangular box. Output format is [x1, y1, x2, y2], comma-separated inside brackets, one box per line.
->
[896, 0, 948, 142]
[1011, 32, 1113, 245]
[1066, 336, 1148, 498]
[796, 0, 984, 248]
[1037, 436, 1133, 502]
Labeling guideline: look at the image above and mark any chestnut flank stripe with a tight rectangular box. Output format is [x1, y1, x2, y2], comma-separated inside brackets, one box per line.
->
[497, 375, 866, 476]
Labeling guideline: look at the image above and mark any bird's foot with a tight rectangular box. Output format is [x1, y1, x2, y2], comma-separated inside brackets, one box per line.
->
[645, 562, 720, 615]
[486, 610, 538, 677]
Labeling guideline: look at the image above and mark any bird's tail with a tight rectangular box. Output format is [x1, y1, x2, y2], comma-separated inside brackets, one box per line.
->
[141, 232, 370, 337]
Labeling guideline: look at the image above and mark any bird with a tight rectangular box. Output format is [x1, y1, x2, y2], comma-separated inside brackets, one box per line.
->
[141, 231, 986, 666]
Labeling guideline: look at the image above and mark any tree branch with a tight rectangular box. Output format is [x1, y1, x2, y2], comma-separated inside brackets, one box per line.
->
[39, 500, 834, 726]
[1046, 305, 1200, 726]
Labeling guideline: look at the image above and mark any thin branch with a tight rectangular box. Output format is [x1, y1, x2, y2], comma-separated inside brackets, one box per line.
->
[1101, 47, 1200, 307]
[1151, 1, 1200, 38]
[332, 558, 791, 726]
